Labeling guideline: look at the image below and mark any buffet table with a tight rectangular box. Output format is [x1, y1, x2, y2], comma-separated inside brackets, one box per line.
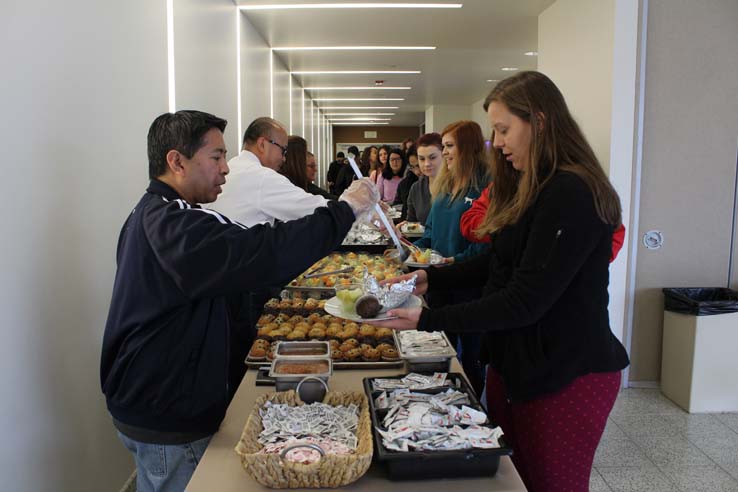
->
[186, 359, 527, 491]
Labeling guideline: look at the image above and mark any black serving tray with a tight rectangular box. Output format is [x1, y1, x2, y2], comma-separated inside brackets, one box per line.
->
[362, 373, 512, 481]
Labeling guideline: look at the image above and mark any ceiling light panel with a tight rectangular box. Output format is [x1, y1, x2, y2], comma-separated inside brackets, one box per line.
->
[291, 70, 421, 75]
[313, 98, 405, 101]
[318, 106, 400, 109]
[273, 46, 435, 51]
[305, 86, 411, 90]
[241, 4, 463, 11]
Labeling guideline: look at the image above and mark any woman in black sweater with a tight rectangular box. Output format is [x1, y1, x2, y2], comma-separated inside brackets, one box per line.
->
[377, 71, 629, 492]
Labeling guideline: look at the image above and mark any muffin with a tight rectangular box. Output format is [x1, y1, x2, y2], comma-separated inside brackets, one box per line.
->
[344, 348, 362, 362]
[375, 327, 394, 342]
[362, 347, 381, 362]
[359, 324, 376, 338]
[380, 347, 400, 362]
[248, 346, 267, 360]
[308, 327, 326, 340]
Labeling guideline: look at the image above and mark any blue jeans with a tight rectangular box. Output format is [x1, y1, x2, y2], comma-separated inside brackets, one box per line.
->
[117, 432, 212, 492]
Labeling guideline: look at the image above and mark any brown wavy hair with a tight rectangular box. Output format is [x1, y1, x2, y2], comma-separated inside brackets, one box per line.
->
[280, 135, 309, 190]
[475, 71, 621, 237]
[432, 120, 490, 202]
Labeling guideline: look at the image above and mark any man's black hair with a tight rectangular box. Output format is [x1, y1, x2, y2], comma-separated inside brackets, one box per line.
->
[147, 110, 227, 179]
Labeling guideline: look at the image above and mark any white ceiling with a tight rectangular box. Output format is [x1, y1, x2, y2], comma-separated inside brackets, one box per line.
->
[237, 0, 555, 126]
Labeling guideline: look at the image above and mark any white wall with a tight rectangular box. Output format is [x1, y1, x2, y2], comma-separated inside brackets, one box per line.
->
[538, 0, 616, 174]
[470, 96, 489, 138]
[272, 54, 291, 128]
[424, 104, 471, 134]
[240, 12, 271, 135]
[175, 0, 238, 151]
[0, 1, 167, 490]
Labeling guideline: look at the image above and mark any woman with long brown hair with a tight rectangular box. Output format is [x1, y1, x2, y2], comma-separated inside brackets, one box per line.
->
[375, 71, 629, 492]
[279, 135, 309, 190]
[412, 120, 491, 396]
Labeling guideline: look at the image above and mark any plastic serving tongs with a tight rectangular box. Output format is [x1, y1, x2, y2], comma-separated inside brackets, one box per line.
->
[346, 156, 409, 262]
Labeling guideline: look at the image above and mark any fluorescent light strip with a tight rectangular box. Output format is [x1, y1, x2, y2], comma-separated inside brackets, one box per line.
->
[241, 4, 462, 11]
[305, 86, 411, 90]
[329, 118, 392, 121]
[290, 70, 421, 75]
[318, 106, 400, 109]
[236, 8, 242, 149]
[166, 0, 175, 112]
[324, 113, 395, 116]
[332, 122, 390, 125]
[269, 50, 274, 117]
[273, 46, 435, 51]
[288, 76, 293, 134]
[314, 98, 404, 101]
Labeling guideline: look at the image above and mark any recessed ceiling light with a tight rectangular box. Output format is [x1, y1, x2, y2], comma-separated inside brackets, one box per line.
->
[324, 113, 396, 116]
[241, 4, 462, 11]
[273, 46, 435, 51]
[331, 122, 390, 125]
[290, 70, 421, 75]
[305, 86, 411, 90]
[328, 118, 393, 121]
[524, 51, 538, 56]
[501, 67, 519, 71]
[313, 98, 405, 101]
[318, 106, 400, 109]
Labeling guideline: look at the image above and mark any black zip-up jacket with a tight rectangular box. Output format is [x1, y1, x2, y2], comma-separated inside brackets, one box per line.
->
[419, 172, 629, 401]
[101, 180, 355, 434]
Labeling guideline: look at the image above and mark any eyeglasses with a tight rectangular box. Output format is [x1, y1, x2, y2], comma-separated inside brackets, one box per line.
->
[267, 139, 288, 158]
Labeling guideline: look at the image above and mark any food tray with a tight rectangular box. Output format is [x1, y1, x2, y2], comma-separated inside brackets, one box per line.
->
[362, 373, 512, 480]
[393, 330, 457, 362]
[247, 359, 404, 370]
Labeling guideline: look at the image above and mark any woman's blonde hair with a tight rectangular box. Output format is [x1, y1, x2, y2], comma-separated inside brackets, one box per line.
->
[432, 120, 489, 202]
[475, 71, 622, 237]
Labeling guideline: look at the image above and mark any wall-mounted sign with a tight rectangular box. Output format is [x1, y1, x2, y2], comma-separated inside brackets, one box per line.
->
[364, 131, 377, 139]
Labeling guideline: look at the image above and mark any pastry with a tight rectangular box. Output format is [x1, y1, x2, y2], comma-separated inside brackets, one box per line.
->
[362, 347, 381, 362]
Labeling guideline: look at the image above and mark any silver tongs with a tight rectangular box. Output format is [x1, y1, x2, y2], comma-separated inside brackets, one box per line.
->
[346, 157, 409, 261]
[303, 264, 353, 279]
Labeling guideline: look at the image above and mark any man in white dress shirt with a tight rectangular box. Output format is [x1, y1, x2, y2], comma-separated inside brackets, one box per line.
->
[213, 117, 329, 227]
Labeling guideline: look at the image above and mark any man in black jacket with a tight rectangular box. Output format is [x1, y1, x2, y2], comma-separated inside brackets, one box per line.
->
[100, 110, 377, 492]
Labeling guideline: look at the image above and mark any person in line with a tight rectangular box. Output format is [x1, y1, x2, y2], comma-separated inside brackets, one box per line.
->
[370, 145, 390, 183]
[460, 182, 627, 260]
[393, 147, 420, 220]
[405, 133, 442, 225]
[374, 71, 630, 492]
[376, 148, 406, 203]
[279, 135, 311, 192]
[326, 151, 345, 194]
[412, 120, 491, 396]
[213, 117, 327, 227]
[401, 137, 415, 154]
[101, 110, 379, 492]
[307, 151, 336, 199]
[334, 145, 364, 196]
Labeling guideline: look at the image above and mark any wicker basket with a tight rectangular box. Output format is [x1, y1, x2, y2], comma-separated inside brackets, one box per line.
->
[234, 390, 373, 488]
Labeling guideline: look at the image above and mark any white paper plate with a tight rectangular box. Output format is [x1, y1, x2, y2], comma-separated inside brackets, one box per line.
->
[324, 295, 422, 322]
[404, 250, 444, 268]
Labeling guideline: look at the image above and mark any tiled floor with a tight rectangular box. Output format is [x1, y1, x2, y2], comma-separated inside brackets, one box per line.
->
[590, 388, 738, 491]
